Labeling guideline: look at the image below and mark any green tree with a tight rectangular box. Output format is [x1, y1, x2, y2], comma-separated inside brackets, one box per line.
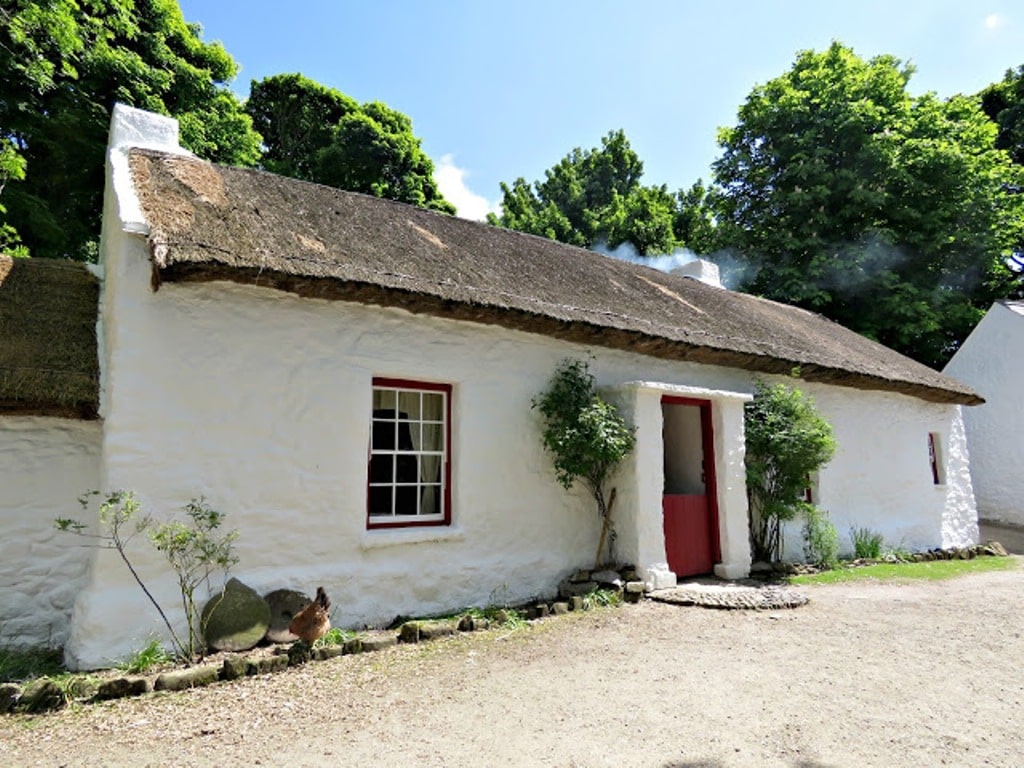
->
[979, 65, 1024, 280]
[0, 0, 261, 260]
[744, 380, 836, 563]
[313, 101, 455, 214]
[673, 180, 719, 255]
[245, 76, 455, 214]
[245, 73, 357, 180]
[489, 130, 679, 255]
[713, 42, 1022, 366]
[532, 358, 636, 567]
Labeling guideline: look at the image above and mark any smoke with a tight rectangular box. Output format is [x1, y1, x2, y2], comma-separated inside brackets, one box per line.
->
[592, 240, 758, 291]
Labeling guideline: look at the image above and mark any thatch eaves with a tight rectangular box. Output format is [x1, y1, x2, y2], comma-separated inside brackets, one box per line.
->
[0, 256, 100, 419]
[127, 148, 982, 406]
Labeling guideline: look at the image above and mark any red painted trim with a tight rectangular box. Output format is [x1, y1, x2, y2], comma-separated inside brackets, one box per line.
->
[661, 395, 721, 565]
[928, 433, 941, 485]
[367, 378, 452, 529]
[661, 395, 710, 408]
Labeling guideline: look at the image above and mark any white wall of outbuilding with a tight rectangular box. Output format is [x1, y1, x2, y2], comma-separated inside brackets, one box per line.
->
[944, 302, 1024, 527]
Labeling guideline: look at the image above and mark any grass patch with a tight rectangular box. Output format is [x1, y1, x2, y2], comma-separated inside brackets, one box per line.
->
[318, 627, 356, 647]
[118, 637, 173, 674]
[0, 646, 65, 683]
[790, 555, 1017, 585]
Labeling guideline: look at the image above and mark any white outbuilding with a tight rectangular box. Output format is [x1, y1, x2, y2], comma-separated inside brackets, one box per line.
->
[944, 300, 1024, 528]
[0, 105, 983, 669]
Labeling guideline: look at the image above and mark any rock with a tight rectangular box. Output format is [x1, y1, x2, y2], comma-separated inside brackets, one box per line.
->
[418, 621, 456, 640]
[569, 569, 591, 582]
[559, 580, 598, 598]
[0, 683, 21, 713]
[17, 679, 66, 713]
[201, 577, 271, 653]
[315, 646, 346, 661]
[154, 665, 220, 692]
[262, 589, 312, 643]
[569, 596, 583, 611]
[399, 622, 421, 643]
[591, 569, 624, 588]
[360, 634, 398, 652]
[644, 564, 677, 591]
[97, 677, 151, 700]
[221, 655, 248, 681]
[343, 637, 364, 654]
[287, 641, 313, 666]
[457, 615, 475, 632]
[552, 602, 570, 615]
[246, 655, 288, 675]
[985, 541, 1009, 557]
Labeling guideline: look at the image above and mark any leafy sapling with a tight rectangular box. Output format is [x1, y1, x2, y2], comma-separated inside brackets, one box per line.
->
[532, 357, 636, 567]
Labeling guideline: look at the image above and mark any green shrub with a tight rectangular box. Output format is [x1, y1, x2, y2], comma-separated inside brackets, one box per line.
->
[803, 506, 840, 569]
[745, 380, 836, 562]
[118, 637, 172, 674]
[850, 526, 885, 559]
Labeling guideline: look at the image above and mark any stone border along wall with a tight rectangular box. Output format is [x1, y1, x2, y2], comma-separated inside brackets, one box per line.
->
[1, 566, 644, 715]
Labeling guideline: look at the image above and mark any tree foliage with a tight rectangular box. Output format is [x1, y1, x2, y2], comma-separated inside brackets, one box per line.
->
[712, 42, 1022, 366]
[0, 0, 261, 260]
[246, 75, 455, 214]
[532, 358, 636, 566]
[490, 130, 682, 255]
[744, 380, 836, 563]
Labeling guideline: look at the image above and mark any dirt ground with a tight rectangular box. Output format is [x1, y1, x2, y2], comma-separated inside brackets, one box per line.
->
[2, 561, 1023, 768]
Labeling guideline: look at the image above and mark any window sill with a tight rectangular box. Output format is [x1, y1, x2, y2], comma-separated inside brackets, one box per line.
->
[360, 526, 465, 551]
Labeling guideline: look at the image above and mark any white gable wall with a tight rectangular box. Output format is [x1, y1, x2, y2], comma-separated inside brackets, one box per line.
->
[944, 302, 1024, 526]
[0, 417, 100, 648]
[779, 382, 977, 558]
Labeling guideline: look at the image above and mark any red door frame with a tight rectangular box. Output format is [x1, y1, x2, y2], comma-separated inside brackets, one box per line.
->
[661, 395, 721, 565]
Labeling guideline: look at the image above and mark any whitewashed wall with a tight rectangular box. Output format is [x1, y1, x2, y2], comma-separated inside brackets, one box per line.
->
[779, 382, 977, 559]
[0, 417, 100, 648]
[944, 302, 1024, 526]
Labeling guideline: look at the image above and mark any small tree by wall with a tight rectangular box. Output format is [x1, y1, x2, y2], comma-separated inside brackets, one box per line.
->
[745, 380, 836, 562]
[533, 358, 636, 567]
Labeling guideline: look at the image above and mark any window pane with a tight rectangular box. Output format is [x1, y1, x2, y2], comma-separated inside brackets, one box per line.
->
[369, 454, 394, 484]
[394, 485, 419, 515]
[421, 423, 443, 452]
[422, 392, 444, 422]
[371, 414, 396, 450]
[374, 389, 396, 411]
[421, 485, 440, 515]
[398, 390, 421, 420]
[369, 486, 392, 516]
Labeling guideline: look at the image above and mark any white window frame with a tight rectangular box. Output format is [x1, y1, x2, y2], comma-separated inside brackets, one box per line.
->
[367, 378, 451, 528]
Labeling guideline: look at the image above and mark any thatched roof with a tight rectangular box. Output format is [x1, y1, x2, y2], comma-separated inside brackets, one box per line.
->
[127, 148, 981, 406]
[0, 256, 100, 418]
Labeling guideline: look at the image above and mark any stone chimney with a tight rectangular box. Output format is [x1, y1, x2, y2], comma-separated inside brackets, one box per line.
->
[670, 259, 723, 289]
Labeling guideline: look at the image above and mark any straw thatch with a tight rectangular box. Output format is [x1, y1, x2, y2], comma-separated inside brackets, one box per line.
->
[0, 256, 100, 418]
[128, 148, 982, 406]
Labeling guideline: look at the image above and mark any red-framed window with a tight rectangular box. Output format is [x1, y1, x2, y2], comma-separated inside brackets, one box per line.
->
[928, 432, 945, 486]
[367, 378, 451, 528]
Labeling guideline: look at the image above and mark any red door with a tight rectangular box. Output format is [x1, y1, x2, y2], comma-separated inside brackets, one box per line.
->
[662, 397, 720, 577]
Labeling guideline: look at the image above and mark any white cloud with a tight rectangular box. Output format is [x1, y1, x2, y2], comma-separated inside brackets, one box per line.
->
[435, 154, 497, 221]
[984, 13, 1004, 29]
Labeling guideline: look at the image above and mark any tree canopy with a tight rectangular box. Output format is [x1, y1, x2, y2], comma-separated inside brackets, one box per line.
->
[0, 0, 262, 260]
[711, 42, 1022, 367]
[489, 130, 683, 255]
[246, 74, 455, 214]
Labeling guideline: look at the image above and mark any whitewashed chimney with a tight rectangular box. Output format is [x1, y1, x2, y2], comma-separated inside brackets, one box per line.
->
[670, 259, 723, 289]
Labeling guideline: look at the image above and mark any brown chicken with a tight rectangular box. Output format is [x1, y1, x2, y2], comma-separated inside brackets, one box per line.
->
[288, 586, 331, 644]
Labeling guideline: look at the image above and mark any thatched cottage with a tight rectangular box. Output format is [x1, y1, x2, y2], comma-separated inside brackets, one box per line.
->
[0, 105, 981, 669]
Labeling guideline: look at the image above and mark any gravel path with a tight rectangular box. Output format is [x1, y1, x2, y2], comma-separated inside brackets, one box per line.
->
[3, 561, 1022, 767]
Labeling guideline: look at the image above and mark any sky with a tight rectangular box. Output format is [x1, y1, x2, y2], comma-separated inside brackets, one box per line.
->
[177, 0, 1024, 221]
